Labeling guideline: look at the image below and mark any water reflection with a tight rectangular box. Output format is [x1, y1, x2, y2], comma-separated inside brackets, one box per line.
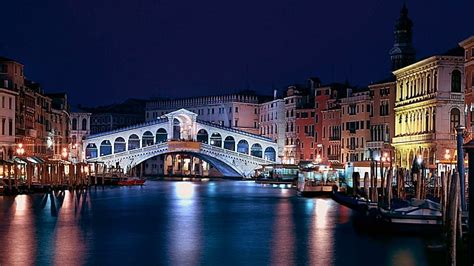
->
[168, 182, 202, 264]
[0, 182, 429, 265]
[53, 190, 90, 265]
[2, 195, 36, 265]
[309, 199, 334, 265]
[270, 199, 295, 265]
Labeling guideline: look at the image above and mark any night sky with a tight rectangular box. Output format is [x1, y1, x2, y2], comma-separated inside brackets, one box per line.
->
[1, 0, 473, 106]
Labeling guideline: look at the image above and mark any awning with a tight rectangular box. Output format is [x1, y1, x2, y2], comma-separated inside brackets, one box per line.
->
[13, 157, 28, 164]
[26, 156, 45, 164]
[0, 159, 14, 165]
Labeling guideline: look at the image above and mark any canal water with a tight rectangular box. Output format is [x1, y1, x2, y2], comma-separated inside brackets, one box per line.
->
[0, 181, 433, 265]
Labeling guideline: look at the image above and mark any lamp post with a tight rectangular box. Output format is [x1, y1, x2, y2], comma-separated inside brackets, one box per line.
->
[445, 149, 451, 176]
[16, 143, 25, 156]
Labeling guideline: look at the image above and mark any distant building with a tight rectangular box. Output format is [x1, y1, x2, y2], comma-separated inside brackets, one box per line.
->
[70, 111, 91, 163]
[258, 91, 285, 159]
[366, 79, 396, 162]
[283, 86, 310, 164]
[340, 89, 372, 163]
[81, 99, 146, 134]
[392, 48, 465, 171]
[146, 91, 267, 135]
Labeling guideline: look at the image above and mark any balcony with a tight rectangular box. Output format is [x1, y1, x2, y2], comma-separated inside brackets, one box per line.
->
[366, 141, 385, 149]
[392, 133, 435, 144]
[329, 136, 340, 141]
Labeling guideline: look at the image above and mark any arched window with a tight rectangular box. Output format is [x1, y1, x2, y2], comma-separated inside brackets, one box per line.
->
[156, 128, 168, 143]
[450, 108, 460, 133]
[451, 70, 461, 93]
[72, 118, 77, 130]
[426, 74, 431, 93]
[114, 137, 126, 153]
[82, 118, 87, 130]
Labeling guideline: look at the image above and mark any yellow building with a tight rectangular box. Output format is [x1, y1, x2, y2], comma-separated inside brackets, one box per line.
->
[392, 48, 465, 171]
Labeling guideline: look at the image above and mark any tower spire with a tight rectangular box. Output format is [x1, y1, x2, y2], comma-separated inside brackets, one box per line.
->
[389, 3, 416, 71]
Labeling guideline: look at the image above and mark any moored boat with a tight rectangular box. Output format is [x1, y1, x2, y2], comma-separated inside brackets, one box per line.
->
[297, 163, 341, 197]
[118, 178, 146, 186]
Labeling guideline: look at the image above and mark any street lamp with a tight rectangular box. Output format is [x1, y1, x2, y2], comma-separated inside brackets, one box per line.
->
[16, 143, 25, 156]
[61, 148, 68, 160]
[315, 154, 322, 164]
[444, 149, 451, 175]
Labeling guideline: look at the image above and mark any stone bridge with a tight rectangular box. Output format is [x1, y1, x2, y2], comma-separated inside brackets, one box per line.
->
[83, 109, 278, 177]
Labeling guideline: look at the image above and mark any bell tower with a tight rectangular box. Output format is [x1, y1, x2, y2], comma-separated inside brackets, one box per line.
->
[389, 3, 416, 71]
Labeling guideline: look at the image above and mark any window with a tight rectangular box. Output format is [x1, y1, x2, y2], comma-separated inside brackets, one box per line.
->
[235, 107, 239, 113]
[450, 108, 460, 132]
[1, 118, 4, 135]
[82, 118, 87, 130]
[1, 96, 3, 108]
[234, 120, 238, 127]
[8, 119, 12, 136]
[0, 64, 7, 73]
[451, 70, 461, 92]
[72, 118, 77, 130]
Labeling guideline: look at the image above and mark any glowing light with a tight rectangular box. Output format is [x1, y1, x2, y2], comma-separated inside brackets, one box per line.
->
[175, 182, 194, 200]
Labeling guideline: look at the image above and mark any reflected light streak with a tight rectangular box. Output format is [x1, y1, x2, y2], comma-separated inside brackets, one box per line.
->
[53, 191, 87, 265]
[309, 199, 334, 266]
[270, 200, 294, 265]
[169, 182, 201, 265]
[3, 195, 36, 265]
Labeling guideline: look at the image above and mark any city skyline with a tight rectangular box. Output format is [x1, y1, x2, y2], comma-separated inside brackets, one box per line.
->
[1, 0, 473, 106]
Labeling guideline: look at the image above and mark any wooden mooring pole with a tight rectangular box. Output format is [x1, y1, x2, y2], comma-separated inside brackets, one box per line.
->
[463, 139, 474, 265]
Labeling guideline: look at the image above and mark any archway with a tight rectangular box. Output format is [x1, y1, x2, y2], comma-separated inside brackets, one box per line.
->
[237, 140, 249, 154]
[197, 129, 209, 144]
[223, 136, 235, 151]
[128, 134, 140, 150]
[85, 143, 98, 159]
[100, 140, 112, 156]
[114, 137, 126, 153]
[142, 131, 154, 147]
[251, 143, 263, 158]
[173, 118, 181, 140]
[264, 147, 276, 161]
[156, 128, 167, 143]
[210, 133, 222, 147]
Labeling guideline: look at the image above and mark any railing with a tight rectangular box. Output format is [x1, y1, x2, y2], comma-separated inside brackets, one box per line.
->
[366, 141, 385, 149]
[197, 119, 274, 143]
[86, 118, 169, 140]
[395, 92, 436, 107]
[392, 133, 434, 143]
[89, 140, 274, 163]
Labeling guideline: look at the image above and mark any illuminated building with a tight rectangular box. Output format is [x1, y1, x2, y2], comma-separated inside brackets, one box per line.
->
[366, 79, 396, 162]
[0, 83, 17, 160]
[340, 89, 371, 163]
[392, 48, 465, 169]
[284, 85, 310, 164]
[70, 111, 91, 163]
[259, 91, 285, 159]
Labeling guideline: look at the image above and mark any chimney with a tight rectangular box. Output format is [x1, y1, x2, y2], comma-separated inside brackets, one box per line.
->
[273, 89, 277, 100]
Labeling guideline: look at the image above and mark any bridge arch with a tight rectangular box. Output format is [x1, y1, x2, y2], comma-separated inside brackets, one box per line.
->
[142, 131, 154, 147]
[210, 133, 222, 148]
[100, 140, 112, 156]
[264, 147, 276, 161]
[237, 139, 249, 154]
[114, 137, 126, 153]
[156, 128, 167, 143]
[223, 136, 235, 151]
[250, 143, 263, 158]
[197, 129, 209, 144]
[128, 134, 140, 150]
[86, 143, 98, 159]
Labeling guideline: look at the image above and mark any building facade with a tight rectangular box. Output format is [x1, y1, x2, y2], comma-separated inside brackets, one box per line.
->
[340, 89, 372, 164]
[258, 95, 285, 159]
[70, 112, 91, 163]
[0, 56, 70, 159]
[0, 86, 17, 160]
[460, 36, 474, 141]
[366, 80, 396, 162]
[392, 51, 465, 170]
